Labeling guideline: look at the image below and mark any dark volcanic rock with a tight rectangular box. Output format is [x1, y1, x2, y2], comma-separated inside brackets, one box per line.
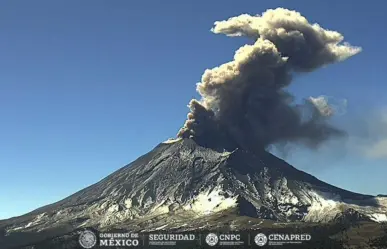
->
[333, 208, 373, 224]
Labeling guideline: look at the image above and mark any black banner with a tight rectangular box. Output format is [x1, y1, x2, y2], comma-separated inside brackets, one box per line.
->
[79, 230, 322, 248]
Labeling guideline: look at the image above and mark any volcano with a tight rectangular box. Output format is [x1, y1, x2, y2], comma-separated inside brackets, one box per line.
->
[1, 138, 387, 248]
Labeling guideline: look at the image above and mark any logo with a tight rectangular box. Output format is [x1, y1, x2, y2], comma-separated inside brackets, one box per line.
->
[79, 230, 97, 248]
[205, 233, 219, 246]
[148, 233, 195, 246]
[254, 233, 267, 247]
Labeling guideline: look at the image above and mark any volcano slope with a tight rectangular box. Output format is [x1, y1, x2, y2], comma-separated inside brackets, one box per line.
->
[1, 138, 387, 248]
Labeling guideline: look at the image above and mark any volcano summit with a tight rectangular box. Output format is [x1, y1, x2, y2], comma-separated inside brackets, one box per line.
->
[1, 7, 386, 249]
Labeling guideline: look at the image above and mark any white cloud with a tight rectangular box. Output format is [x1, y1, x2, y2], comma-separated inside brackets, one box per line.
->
[364, 139, 387, 159]
[349, 108, 387, 160]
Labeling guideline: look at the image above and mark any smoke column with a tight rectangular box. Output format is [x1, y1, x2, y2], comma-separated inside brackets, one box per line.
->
[178, 8, 361, 152]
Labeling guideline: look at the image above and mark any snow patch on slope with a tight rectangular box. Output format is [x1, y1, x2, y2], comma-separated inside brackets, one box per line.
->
[7, 213, 48, 232]
[162, 138, 182, 144]
[304, 190, 341, 222]
[301, 190, 387, 223]
[184, 186, 238, 215]
[155, 224, 168, 230]
[370, 213, 387, 222]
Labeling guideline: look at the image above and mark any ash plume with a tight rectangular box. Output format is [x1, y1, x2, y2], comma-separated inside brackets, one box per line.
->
[178, 8, 361, 151]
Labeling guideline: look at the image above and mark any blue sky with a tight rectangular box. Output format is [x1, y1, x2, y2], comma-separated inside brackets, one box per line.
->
[1, 0, 386, 219]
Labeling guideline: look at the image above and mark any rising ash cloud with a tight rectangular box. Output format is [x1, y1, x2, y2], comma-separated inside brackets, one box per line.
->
[177, 8, 361, 152]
